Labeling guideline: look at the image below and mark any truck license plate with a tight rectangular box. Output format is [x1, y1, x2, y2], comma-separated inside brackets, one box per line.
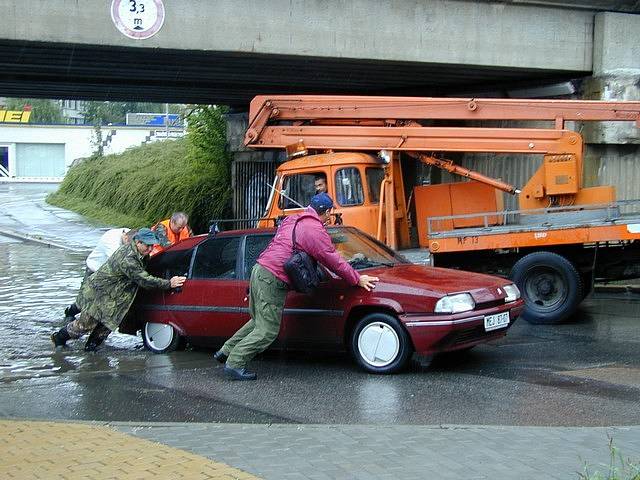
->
[484, 311, 510, 332]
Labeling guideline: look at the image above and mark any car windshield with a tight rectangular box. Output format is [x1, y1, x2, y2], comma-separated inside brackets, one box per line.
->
[328, 228, 407, 269]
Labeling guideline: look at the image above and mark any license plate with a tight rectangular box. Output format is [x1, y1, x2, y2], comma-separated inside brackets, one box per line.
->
[484, 311, 510, 331]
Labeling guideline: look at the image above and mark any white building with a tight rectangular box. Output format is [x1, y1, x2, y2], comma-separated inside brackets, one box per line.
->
[59, 99, 86, 125]
[0, 123, 184, 182]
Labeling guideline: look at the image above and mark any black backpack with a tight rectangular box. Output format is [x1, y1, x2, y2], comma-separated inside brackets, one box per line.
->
[284, 218, 320, 294]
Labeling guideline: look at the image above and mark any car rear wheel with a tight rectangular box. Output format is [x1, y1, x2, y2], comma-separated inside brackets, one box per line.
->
[142, 322, 181, 354]
[350, 313, 413, 374]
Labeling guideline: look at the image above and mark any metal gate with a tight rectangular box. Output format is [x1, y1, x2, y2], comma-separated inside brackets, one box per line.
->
[231, 158, 277, 230]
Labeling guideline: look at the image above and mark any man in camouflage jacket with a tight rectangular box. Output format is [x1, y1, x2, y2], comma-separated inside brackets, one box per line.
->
[51, 228, 186, 351]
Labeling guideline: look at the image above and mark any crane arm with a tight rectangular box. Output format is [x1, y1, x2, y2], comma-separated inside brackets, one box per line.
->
[245, 95, 640, 146]
[246, 124, 583, 156]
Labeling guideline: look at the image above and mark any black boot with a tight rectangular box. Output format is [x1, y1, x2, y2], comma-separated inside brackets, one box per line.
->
[213, 350, 228, 364]
[51, 327, 71, 348]
[84, 324, 110, 352]
[223, 365, 257, 381]
[64, 303, 81, 319]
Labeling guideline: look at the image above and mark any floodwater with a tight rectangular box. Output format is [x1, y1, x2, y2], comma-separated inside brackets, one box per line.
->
[0, 240, 141, 382]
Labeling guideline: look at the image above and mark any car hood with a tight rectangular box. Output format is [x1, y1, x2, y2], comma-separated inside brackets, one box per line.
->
[366, 264, 511, 304]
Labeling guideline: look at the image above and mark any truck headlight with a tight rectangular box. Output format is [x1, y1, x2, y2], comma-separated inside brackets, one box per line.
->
[503, 284, 520, 302]
[434, 293, 475, 313]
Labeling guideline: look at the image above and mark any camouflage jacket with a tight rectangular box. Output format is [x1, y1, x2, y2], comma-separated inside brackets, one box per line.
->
[78, 240, 171, 332]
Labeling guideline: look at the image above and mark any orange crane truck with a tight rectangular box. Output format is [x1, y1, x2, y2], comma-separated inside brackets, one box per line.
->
[243, 95, 640, 325]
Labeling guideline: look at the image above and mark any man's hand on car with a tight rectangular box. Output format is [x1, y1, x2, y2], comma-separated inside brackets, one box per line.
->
[170, 276, 187, 288]
[358, 274, 379, 291]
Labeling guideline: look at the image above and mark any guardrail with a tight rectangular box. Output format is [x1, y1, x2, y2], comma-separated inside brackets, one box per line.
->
[426, 199, 640, 236]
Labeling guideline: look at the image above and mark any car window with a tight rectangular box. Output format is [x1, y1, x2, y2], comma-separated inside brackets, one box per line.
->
[366, 168, 385, 203]
[147, 248, 195, 279]
[192, 236, 240, 279]
[335, 168, 364, 206]
[279, 173, 320, 209]
[244, 235, 274, 278]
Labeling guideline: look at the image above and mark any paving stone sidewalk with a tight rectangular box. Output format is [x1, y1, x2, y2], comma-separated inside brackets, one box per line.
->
[0, 420, 258, 480]
[115, 422, 640, 480]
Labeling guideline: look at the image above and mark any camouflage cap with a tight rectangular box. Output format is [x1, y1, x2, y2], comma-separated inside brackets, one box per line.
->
[134, 228, 160, 245]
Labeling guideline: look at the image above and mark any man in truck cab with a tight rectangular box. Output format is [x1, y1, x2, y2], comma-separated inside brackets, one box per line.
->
[314, 175, 327, 194]
[213, 192, 380, 380]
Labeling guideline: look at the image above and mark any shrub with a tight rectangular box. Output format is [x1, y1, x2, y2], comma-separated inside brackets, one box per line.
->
[48, 106, 231, 233]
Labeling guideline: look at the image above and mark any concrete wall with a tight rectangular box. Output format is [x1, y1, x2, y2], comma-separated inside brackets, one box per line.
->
[0, 124, 183, 181]
[0, 0, 594, 72]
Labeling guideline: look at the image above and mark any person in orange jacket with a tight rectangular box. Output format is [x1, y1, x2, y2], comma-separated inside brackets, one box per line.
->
[150, 212, 193, 256]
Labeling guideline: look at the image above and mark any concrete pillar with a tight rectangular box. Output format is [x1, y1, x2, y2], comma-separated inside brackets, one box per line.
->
[582, 12, 640, 144]
[580, 13, 639, 195]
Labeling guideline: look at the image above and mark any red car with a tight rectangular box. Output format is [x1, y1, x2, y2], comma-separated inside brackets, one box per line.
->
[127, 226, 524, 374]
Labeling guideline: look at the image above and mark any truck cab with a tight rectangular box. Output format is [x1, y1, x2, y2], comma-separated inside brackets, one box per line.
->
[260, 152, 387, 234]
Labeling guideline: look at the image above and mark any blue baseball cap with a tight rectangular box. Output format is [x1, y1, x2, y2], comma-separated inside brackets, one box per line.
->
[134, 228, 160, 245]
[310, 192, 334, 213]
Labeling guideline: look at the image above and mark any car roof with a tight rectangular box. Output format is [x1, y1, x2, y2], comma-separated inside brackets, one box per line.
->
[167, 226, 357, 251]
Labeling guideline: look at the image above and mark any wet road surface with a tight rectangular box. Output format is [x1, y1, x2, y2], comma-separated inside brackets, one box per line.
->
[1, 239, 639, 426]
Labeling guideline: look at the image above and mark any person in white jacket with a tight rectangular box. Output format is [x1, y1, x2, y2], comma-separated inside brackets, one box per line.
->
[63, 228, 134, 319]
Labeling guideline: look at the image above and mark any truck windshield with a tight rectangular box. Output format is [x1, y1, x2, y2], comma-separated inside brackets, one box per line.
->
[279, 173, 323, 209]
[328, 228, 406, 269]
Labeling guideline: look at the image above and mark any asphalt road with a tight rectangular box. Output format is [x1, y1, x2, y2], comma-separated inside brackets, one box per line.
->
[1, 289, 638, 425]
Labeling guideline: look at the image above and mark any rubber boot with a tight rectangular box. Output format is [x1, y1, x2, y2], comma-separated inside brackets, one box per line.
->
[84, 325, 109, 352]
[64, 303, 81, 319]
[51, 327, 71, 348]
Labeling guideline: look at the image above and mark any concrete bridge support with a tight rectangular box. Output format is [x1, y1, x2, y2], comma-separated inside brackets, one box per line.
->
[582, 13, 640, 198]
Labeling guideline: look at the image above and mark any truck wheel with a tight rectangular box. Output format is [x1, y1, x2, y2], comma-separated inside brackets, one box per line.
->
[350, 313, 413, 374]
[510, 252, 582, 325]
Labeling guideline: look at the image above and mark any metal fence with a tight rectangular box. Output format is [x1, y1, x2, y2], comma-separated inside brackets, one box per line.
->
[230, 158, 277, 230]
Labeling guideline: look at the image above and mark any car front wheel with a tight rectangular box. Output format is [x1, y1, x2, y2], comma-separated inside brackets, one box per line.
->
[142, 322, 181, 354]
[350, 313, 413, 374]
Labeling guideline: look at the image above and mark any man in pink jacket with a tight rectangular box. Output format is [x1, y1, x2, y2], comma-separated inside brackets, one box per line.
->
[214, 193, 379, 380]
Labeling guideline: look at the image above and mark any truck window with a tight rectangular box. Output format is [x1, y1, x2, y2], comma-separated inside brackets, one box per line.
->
[335, 168, 364, 206]
[279, 173, 319, 209]
[366, 168, 385, 203]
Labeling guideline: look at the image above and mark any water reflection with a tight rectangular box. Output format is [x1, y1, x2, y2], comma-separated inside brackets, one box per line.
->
[0, 242, 140, 381]
[356, 376, 401, 422]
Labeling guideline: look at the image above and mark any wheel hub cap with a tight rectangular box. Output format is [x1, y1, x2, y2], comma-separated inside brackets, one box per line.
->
[145, 323, 174, 350]
[357, 322, 400, 367]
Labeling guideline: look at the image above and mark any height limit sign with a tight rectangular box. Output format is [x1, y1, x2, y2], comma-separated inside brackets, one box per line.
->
[111, 0, 165, 40]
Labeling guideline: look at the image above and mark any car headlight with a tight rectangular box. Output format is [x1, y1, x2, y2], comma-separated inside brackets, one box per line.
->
[503, 284, 521, 302]
[434, 293, 475, 313]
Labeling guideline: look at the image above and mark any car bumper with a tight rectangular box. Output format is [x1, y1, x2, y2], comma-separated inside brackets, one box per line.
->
[400, 300, 525, 355]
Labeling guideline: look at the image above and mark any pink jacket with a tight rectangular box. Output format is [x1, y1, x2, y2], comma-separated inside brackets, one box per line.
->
[257, 207, 360, 287]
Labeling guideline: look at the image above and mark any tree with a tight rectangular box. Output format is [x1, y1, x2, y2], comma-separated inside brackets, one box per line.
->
[4, 98, 63, 124]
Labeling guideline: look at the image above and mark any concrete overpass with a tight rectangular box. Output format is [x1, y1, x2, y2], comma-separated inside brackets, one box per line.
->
[0, 0, 638, 105]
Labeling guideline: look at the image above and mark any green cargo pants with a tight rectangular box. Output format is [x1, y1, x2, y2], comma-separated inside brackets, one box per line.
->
[223, 264, 289, 369]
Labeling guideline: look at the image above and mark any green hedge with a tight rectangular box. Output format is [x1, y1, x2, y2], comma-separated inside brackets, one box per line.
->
[47, 107, 231, 233]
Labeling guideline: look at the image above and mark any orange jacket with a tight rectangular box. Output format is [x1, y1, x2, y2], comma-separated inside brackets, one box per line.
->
[150, 218, 192, 256]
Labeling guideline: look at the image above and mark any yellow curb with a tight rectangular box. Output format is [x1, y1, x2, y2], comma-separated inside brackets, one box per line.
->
[0, 420, 261, 480]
